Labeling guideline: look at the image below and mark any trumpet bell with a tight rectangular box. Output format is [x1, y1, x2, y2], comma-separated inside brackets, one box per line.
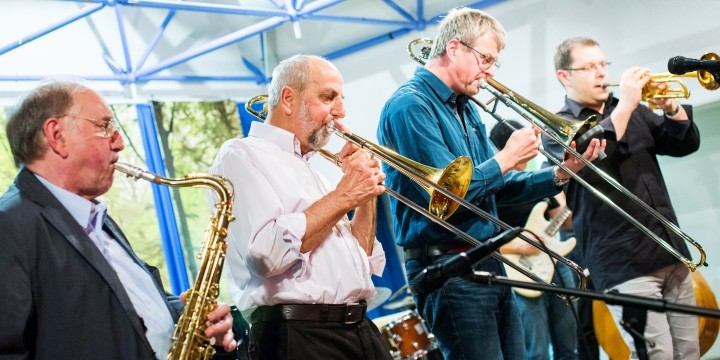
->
[698, 52, 720, 90]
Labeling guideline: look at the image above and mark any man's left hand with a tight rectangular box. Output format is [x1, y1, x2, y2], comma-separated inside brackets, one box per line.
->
[646, 83, 677, 112]
[557, 138, 607, 178]
[180, 292, 237, 352]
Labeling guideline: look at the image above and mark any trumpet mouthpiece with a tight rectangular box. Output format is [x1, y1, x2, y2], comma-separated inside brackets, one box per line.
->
[601, 82, 618, 89]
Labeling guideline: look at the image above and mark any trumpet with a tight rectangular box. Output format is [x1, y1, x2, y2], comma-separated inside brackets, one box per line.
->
[408, 38, 707, 271]
[245, 95, 587, 298]
[601, 60, 719, 109]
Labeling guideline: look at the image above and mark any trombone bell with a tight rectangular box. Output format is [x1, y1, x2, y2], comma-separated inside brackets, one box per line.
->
[245, 94, 269, 119]
[428, 156, 473, 220]
[243, 93, 473, 220]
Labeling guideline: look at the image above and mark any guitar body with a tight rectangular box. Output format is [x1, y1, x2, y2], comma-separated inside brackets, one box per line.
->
[503, 201, 576, 298]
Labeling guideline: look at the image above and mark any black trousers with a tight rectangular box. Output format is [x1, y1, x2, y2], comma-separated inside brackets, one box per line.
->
[248, 317, 393, 360]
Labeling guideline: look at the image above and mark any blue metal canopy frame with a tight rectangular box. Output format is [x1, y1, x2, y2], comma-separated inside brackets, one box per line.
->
[0, 0, 505, 84]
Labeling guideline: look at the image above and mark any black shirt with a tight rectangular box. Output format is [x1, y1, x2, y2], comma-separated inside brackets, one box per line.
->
[541, 95, 699, 290]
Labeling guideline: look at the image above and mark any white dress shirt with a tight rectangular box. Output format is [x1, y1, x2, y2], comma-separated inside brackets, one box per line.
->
[210, 122, 386, 318]
[36, 175, 175, 359]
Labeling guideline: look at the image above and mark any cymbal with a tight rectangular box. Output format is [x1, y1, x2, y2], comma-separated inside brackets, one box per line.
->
[367, 287, 392, 311]
[383, 295, 415, 310]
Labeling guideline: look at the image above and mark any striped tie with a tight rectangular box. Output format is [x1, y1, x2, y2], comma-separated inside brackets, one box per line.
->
[86, 204, 111, 262]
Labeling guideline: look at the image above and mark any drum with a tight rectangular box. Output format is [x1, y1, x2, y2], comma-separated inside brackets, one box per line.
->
[375, 310, 437, 359]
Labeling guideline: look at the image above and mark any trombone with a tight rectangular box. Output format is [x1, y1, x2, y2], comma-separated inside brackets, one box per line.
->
[245, 94, 587, 296]
[408, 38, 707, 271]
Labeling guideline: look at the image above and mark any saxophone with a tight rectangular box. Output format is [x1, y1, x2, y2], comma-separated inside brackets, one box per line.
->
[114, 162, 235, 360]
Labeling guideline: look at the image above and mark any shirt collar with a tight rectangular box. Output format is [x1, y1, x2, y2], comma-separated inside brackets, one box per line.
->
[34, 174, 107, 230]
[247, 121, 316, 160]
[414, 66, 460, 107]
[563, 93, 618, 119]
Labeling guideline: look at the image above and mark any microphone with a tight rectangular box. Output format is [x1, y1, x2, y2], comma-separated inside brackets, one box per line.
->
[668, 56, 720, 75]
[410, 227, 523, 296]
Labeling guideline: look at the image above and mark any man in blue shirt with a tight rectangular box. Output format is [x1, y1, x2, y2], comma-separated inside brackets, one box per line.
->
[377, 8, 604, 360]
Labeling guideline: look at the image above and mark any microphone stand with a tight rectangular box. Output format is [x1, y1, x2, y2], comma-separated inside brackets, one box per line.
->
[471, 271, 720, 360]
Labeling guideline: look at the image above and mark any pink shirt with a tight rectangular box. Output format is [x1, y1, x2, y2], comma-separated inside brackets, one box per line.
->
[210, 122, 386, 318]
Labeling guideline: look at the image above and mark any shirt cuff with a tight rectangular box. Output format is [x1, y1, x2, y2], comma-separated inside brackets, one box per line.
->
[475, 158, 505, 192]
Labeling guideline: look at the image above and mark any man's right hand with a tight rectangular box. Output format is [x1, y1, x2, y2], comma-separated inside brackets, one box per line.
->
[335, 142, 385, 206]
[494, 127, 541, 174]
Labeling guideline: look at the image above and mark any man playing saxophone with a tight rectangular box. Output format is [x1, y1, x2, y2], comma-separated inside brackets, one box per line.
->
[210, 55, 392, 360]
[0, 81, 237, 360]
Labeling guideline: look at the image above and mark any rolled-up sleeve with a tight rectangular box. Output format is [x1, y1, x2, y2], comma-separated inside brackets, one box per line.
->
[210, 142, 307, 278]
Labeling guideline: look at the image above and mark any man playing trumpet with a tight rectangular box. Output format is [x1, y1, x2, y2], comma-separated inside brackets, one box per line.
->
[544, 37, 700, 359]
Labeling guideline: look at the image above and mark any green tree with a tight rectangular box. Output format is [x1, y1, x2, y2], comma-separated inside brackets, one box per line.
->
[0, 108, 19, 191]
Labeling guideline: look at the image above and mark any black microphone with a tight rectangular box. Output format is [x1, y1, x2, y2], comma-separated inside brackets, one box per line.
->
[668, 56, 720, 75]
[410, 227, 523, 296]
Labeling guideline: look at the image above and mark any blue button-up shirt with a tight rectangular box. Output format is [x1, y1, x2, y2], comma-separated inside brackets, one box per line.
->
[377, 67, 559, 248]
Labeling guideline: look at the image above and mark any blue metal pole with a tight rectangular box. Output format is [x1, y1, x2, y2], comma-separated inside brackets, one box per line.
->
[135, 10, 176, 73]
[416, 0, 423, 22]
[135, 103, 189, 295]
[114, 5, 133, 74]
[383, 0, 416, 22]
[266, 0, 285, 9]
[120, 0, 287, 17]
[297, 0, 345, 16]
[0, 3, 105, 55]
[138, 75, 261, 82]
[302, 15, 413, 27]
[0, 75, 127, 81]
[294, 0, 306, 11]
[136, 16, 287, 78]
[241, 57, 269, 84]
[237, 101, 263, 138]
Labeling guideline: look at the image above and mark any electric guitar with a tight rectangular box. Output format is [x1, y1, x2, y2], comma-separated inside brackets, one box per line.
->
[503, 201, 575, 298]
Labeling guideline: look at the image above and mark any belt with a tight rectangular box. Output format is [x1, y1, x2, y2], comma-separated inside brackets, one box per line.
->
[248, 302, 367, 325]
[405, 242, 474, 261]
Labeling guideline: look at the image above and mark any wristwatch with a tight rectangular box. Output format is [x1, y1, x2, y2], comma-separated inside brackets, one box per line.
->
[553, 167, 569, 187]
[664, 104, 680, 117]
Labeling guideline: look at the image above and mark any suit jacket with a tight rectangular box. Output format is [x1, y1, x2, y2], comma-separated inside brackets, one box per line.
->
[0, 167, 182, 360]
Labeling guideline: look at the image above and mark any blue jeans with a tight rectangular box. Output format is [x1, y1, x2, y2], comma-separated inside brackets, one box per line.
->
[406, 256, 524, 360]
[516, 266, 578, 360]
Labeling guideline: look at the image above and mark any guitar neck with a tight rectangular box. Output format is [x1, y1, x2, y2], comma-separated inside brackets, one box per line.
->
[544, 206, 571, 236]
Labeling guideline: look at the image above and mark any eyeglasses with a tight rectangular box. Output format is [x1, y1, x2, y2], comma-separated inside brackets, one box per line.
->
[563, 61, 612, 72]
[457, 40, 501, 69]
[59, 114, 119, 138]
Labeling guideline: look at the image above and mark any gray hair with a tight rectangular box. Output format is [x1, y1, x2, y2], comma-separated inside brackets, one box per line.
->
[430, 7, 506, 60]
[6, 82, 87, 167]
[554, 37, 600, 71]
[268, 54, 326, 109]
